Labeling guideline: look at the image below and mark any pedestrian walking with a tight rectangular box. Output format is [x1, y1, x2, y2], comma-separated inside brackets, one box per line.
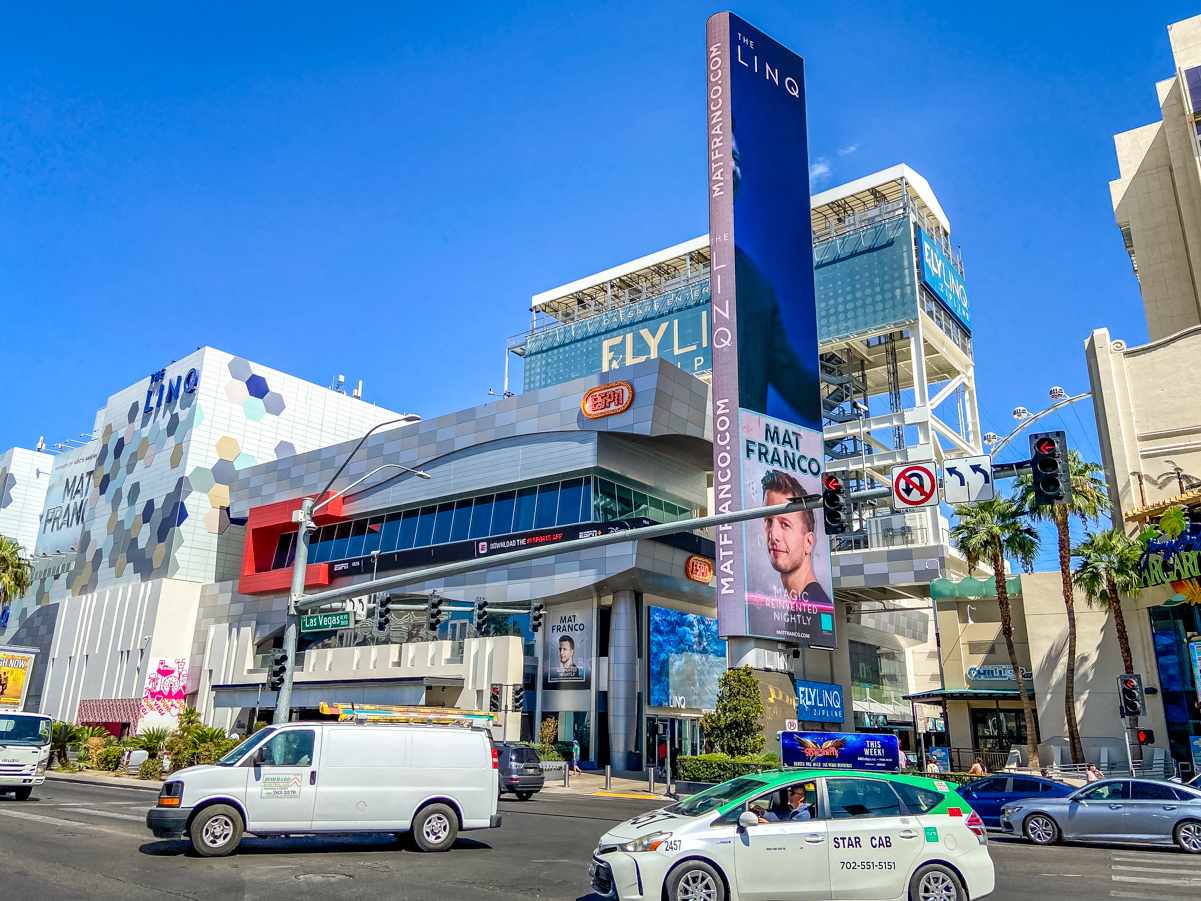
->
[571, 737, 581, 774]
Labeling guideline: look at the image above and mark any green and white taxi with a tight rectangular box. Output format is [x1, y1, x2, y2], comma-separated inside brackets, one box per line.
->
[588, 769, 993, 901]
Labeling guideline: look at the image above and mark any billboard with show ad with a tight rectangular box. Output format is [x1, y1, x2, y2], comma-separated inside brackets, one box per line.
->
[0, 646, 36, 711]
[542, 600, 593, 691]
[780, 730, 901, 771]
[706, 12, 829, 645]
[647, 606, 727, 711]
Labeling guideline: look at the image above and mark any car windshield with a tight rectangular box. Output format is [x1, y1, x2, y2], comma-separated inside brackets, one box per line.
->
[0, 714, 51, 746]
[665, 776, 768, 816]
[216, 727, 276, 766]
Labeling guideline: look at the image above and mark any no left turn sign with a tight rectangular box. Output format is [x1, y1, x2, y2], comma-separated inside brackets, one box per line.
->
[890, 463, 939, 511]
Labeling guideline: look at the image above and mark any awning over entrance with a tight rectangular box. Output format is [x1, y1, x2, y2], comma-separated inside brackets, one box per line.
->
[211, 676, 463, 710]
[904, 687, 1032, 703]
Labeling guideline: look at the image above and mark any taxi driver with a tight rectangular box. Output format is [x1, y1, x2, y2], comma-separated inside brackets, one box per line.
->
[761, 470, 830, 605]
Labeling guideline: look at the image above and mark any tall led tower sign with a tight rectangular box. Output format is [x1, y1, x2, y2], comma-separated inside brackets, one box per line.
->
[706, 12, 833, 648]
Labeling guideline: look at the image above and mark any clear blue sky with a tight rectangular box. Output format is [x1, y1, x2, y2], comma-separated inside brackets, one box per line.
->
[2, 2, 1193, 563]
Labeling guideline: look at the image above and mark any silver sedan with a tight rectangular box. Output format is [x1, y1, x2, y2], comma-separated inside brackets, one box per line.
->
[1000, 778, 1201, 853]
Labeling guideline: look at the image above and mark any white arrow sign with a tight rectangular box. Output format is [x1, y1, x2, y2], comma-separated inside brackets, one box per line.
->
[942, 454, 994, 504]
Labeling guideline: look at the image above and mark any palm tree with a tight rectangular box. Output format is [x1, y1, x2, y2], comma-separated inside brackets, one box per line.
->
[0, 534, 33, 629]
[134, 727, 172, 760]
[1072, 528, 1143, 677]
[50, 721, 82, 767]
[1013, 451, 1108, 764]
[949, 498, 1041, 767]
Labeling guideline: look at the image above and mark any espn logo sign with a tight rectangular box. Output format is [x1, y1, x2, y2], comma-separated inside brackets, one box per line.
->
[685, 555, 714, 584]
[580, 380, 634, 419]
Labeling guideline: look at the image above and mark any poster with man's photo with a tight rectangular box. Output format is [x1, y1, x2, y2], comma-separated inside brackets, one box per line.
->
[740, 409, 835, 648]
[542, 600, 592, 690]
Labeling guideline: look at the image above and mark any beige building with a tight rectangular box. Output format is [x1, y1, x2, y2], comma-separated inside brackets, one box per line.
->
[1109, 15, 1201, 341]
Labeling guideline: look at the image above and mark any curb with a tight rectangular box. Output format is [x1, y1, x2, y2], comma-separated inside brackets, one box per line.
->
[45, 772, 162, 793]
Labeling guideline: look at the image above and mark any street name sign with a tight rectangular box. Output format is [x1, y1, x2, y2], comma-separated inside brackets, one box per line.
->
[300, 611, 352, 634]
[942, 454, 994, 504]
[890, 463, 939, 511]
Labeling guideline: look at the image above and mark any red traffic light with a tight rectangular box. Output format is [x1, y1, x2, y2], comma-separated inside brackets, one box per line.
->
[1034, 437, 1057, 455]
[822, 474, 842, 492]
[1122, 677, 1137, 690]
[1135, 728, 1155, 745]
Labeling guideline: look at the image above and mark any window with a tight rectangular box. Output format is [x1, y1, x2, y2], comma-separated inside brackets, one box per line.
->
[490, 491, 516, 536]
[580, 477, 592, 522]
[449, 499, 473, 542]
[970, 777, 1007, 793]
[826, 778, 903, 819]
[1078, 781, 1128, 802]
[970, 708, 1028, 754]
[329, 522, 352, 560]
[396, 509, 418, 549]
[514, 487, 537, 532]
[597, 479, 618, 521]
[1130, 781, 1178, 801]
[631, 490, 649, 519]
[379, 511, 403, 552]
[309, 526, 335, 563]
[361, 516, 384, 555]
[432, 502, 455, 544]
[469, 494, 495, 538]
[344, 519, 369, 558]
[1010, 777, 1046, 796]
[534, 483, 559, 529]
[615, 483, 634, 518]
[745, 781, 819, 822]
[258, 729, 315, 767]
[892, 782, 944, 813]
[413, 505, 436, 547]
[271, 533, 295, 570]
[650, 496, 666, 522]
[557, 478, 584, 525]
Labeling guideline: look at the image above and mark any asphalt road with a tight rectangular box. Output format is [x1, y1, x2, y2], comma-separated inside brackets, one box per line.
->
[2, 779, 1200, 901]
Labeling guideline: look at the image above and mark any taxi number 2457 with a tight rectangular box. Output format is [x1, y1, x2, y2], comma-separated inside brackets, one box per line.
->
[840, 860, 897, 871]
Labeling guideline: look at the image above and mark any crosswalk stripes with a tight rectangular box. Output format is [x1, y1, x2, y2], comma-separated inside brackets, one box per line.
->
[1108, 851, 1201, 898]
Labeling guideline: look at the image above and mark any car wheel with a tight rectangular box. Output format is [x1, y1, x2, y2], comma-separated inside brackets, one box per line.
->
[1175, 820, 1201, 854]
[1024, 813, 1060, 845]
[412, 803, 458, 852]
[667, 860, 725, 901]
[516, 791, 534, 801]
[909, 863, 967, 901]
[189, 804, 243, 857]
[12, 787, 32, 801]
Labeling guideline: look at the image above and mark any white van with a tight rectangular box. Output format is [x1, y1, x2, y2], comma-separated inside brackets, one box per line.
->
[146, 720, 501, 856]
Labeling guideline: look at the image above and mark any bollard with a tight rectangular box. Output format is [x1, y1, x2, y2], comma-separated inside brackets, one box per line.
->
[647, 766, 656, 794]
[563, 763, 570, 788]
[605, 765, 612, 791]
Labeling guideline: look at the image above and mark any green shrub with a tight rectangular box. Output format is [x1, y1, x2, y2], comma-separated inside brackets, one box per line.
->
[677, 753, 779, 784]
[537, 743, 564, 761]
[95, 745, 124, 772]
[138, 757, 164, 781]
[699, 667, 765, 757]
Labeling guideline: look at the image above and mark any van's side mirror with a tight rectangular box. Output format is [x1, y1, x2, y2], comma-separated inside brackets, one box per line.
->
[253, 747, 270, 766]
[737, 810, 759, 829]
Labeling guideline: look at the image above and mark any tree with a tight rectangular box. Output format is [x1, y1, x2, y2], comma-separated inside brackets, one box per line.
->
[700, 666, 765, 757]
[1072, 528, 1143, 677]
[1013, 451, 1107, 764]
[949, 498, 1041, 767]
[0, 534, 32, 629]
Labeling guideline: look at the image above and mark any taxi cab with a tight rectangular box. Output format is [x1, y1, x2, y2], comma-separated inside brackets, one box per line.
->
[588, 769, 993, 901]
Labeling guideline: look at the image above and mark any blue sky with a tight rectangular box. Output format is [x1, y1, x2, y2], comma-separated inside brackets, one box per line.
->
[2, 2, 1193, 564]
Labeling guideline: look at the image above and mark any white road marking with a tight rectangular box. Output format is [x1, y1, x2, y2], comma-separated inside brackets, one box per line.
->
[72, 807, 147, 822]
[1111, 875, 1201, 886]
[1113, 865, 1201, 876]
[0, 807, 134, 837]
[1111, 854, 1179, 862]
[1110, 891, 1199, 900]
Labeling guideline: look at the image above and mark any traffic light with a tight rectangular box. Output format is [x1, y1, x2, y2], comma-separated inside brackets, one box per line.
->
[1135, 728, 1155, 745]
[489, 685, 501, 713]
[376, 595, 392, 633]
[1118, 673, 1146, 718]
[426, 594, 445, 633]
[1028, 431, 1071, 507]
[821, 473, 848, 535]
[531, 601, 545, 633]
[268, 650, 288, 691]
[474, 598, 489, 635]
[512, 685, 525, 712]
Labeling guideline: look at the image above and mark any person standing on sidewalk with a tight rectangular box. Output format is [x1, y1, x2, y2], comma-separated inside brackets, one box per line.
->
[571, 737, 581, 774]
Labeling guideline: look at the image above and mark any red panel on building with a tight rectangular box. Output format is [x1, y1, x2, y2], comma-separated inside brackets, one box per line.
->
[238, 493, 346, 595]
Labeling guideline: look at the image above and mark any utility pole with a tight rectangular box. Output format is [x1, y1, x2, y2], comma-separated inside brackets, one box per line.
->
[273, 496, 314, 725]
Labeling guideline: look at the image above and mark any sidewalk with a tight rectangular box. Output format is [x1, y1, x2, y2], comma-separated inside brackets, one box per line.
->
[45, 769, 162, 792]
[538, 768, 668, 801]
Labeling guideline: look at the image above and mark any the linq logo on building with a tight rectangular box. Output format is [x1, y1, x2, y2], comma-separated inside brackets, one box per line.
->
[143, 366, 200, 416]
[917, 228, 970, 330]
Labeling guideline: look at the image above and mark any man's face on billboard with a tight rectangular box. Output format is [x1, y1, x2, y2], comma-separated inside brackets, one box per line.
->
[763, 489, 814, 577]
[559, 639, 573, 666]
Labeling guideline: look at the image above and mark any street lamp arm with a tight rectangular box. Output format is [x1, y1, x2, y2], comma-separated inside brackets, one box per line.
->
[989, 392, 1090, 454]
[312, 462, 431, 514]
[313, 415, 422, 505]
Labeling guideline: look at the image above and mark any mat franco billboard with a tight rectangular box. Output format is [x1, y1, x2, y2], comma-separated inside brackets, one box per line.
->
[706, 12, 834, 648]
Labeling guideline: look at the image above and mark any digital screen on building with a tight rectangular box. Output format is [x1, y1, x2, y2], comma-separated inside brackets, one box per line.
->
[647, 606, 727, 711]
[706, 12, 832, 645]
[814, 218, 918, 341]
[917, 228, 970, 331]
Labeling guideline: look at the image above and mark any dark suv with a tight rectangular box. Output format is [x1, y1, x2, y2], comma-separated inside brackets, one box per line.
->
[496, 742, 544, 800]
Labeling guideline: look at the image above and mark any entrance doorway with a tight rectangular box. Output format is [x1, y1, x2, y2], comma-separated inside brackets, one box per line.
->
[645, 716, 701, 781]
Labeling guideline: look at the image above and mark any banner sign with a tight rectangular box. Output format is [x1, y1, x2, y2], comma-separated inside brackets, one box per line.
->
[794, 679, 845, 724]
[917, 228, 970, 331]
[781, 730, 900, 771]
[542, 599, 592, 691]
[706, 12, 831, 646]
[138, 657, 187, 729]
[0, 647, 36, 711]
[966, 663, 1031, 682]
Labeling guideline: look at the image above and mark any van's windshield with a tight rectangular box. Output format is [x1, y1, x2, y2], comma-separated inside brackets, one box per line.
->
[216, 727, 276, 766]
[0, 714, 52, 747]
